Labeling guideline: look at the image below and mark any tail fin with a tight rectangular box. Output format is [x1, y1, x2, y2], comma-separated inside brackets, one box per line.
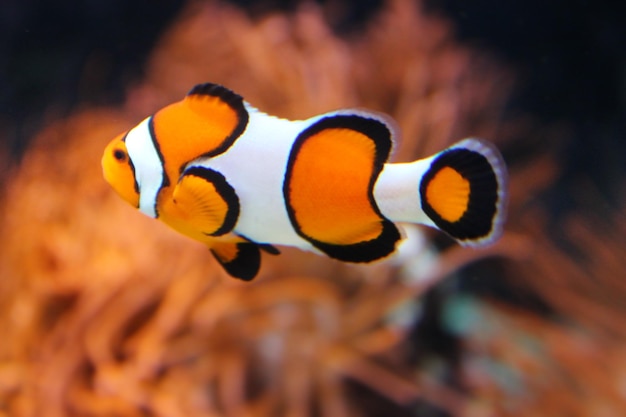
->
[418, 138, 508, 246]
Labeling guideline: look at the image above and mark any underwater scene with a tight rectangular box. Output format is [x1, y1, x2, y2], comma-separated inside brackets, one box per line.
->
[0, 0, 624, 416]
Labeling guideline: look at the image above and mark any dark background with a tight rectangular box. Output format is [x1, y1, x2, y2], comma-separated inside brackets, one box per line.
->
[425, 0, 626, 217]
[1, 0, 624, 210]
[0, 0, 183, 157]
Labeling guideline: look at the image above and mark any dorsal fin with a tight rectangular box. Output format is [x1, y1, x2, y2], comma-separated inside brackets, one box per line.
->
[187, 83, 246, 113]
[182, 83, 249, 159]
[150, 83, 249, 188]
[210, 241, 261, 281]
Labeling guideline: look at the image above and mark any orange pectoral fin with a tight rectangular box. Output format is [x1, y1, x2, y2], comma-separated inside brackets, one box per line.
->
[168, 167, 239, 237]
[210, 241, 261, 281]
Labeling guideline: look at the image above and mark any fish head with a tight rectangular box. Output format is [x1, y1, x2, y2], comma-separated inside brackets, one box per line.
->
[102, 132, 140, 208]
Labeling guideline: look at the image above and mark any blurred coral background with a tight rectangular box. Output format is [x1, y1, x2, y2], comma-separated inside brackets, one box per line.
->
[0, 0, 625, 416]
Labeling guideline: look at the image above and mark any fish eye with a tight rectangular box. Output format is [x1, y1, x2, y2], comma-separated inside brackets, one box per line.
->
[113, 149, 127, 162]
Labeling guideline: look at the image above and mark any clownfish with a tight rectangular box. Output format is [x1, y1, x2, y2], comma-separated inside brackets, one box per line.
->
[102, 83, 507, 281]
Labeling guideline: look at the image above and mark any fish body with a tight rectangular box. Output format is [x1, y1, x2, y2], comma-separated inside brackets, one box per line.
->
[102, 83, 507, 280]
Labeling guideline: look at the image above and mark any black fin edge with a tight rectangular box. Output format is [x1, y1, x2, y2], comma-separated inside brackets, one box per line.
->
[188, 83, 244, 108]
[187, 83, 249, 158]
[258, 243, 281, 255]
[211, 242, 261, 281]
[183, 166, 240, 236]
[308, 220, 401, 263]
[238, 234, 281, 255]
[420, 147, 504, 243]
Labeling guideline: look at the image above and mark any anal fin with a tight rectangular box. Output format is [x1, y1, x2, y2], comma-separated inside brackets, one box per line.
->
[210, 241, 261, 281]
[258, 243, 280, 255]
